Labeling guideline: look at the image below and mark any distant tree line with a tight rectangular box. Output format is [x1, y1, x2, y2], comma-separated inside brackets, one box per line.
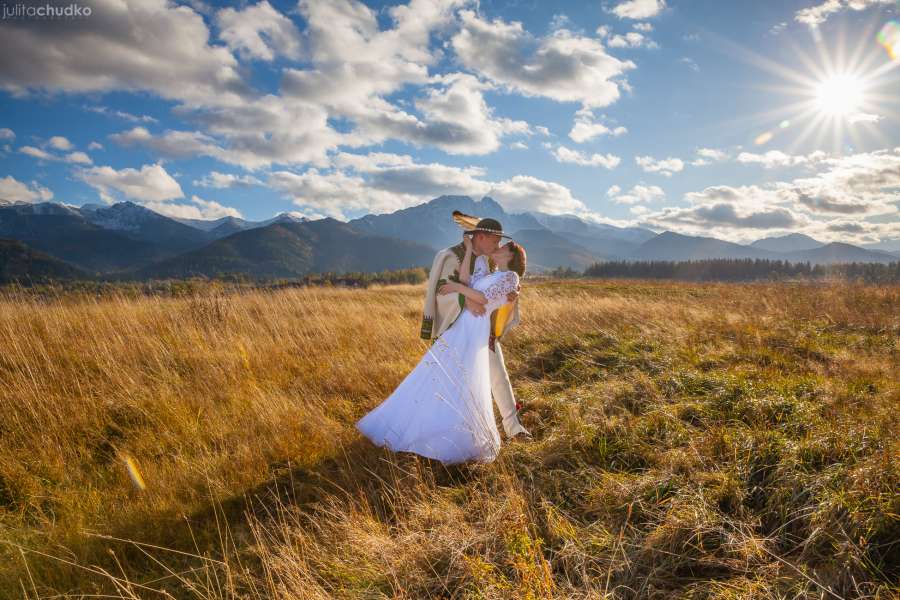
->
[577, 258, 900, 283]
[0, 267, 429, 300]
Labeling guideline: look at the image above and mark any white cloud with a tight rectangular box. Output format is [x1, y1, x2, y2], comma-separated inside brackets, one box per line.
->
[65, 151, 92, 165]
[607, 184, 664, 204]
[0, 128, 14, 140]
[795, 0, 894, 26]
[642, 201, 805, 230]
[610, 0, 667, 20]
[736, 150, 826, 168]
[144, 195, 243, 220]
[0, 175, 53, 203]
[636, 155, 684, 176]
[85, 105, 158, 124]
[569, 107, 626, 143]
[0, 0, 249, 108]
[79, 163, 184, 204]
[552, 145, 621, 169]
[451, 9, 635, 108]
[691, 147, 729, 166]
[607, 31, 658, 48]
[632, 22, 653, 32]
[111, 93, 341, 169]
[194, 171, 264, 188]
[215, 0, 302, 61]
[47, 136, 73, 151]
[270, 151, 598, 221]
[488, 175, 591, 215]
[510, 141, 528, 150]
[19, 146, 54, 161]
[20, 144, 92, 164]
[87, 141, 103, 150]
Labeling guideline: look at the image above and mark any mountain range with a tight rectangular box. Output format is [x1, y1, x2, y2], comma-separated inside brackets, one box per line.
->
[0, 196, 896, 282]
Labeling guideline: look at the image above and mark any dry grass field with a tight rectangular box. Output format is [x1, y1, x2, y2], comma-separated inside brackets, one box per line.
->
[0, 279, 897, 598]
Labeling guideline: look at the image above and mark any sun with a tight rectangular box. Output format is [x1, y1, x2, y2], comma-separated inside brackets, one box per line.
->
[814, 73, 865, 117]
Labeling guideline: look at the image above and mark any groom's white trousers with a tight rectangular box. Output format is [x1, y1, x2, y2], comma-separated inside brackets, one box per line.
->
[489, 341, 529, 437]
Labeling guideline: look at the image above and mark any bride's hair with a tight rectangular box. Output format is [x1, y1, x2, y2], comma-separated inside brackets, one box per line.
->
[503, 241, 526, 277]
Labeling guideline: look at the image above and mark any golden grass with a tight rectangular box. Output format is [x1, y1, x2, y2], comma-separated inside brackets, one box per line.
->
[0, 279, 897, 598]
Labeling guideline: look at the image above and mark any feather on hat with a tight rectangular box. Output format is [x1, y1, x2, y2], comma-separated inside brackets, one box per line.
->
[452, 210, 512, 238]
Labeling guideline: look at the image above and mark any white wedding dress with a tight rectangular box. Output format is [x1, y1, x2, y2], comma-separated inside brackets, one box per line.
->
[356, 256, 520, 465]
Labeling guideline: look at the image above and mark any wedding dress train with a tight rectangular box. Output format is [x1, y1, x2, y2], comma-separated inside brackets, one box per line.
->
[356, 258, 519, 465]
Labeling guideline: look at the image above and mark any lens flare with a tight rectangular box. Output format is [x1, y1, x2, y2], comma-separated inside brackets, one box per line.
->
[123, 454, 147, 491]
[877, 21, 899, 60]
[754, 131, 774, 145]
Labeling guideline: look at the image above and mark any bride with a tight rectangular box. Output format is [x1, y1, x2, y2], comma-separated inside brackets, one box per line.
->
[356, 234, 526, 465]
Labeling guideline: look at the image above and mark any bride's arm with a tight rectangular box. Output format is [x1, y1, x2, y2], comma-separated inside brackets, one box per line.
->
[438, 281, 487, 304]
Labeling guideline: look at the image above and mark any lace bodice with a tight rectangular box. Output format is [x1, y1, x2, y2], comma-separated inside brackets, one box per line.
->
[474, 269, 519, 314]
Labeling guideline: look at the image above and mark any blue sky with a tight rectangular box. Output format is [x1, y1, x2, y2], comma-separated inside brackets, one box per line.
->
[1, 0, 898, 244]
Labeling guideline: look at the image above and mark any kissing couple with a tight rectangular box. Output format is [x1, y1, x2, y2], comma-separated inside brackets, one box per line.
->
[356, 212, 531, 465]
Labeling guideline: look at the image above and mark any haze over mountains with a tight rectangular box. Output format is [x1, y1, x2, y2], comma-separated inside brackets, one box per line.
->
[0, 195, 896, 281]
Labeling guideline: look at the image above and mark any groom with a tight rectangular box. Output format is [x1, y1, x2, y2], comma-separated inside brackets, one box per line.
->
[420, 217, 532, 440]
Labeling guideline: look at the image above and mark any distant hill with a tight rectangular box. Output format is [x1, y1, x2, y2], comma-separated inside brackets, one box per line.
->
[784, 242, 897, 264]
[0, 201, 170, 273]
[176, 212, 310, 238]
[509, 228, 601, 271]
[127, 218, 436, 280]
[750, 233, 824, 253]
[79, 201, 214, 253]
[0, 238, 89, 283]
[629, 231, 778, 261]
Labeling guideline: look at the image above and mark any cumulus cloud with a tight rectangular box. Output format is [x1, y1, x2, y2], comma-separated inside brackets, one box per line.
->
[633, 148, 900, 240]
[736, 150, 826, 168]
[215, 1, 302, 61]
[270, 151, 597, 220]
[112, 93, 341, 170]
[607, 184, 664, 204]
[636, 155, 684, 176]
[336, 73, 532, 155]
[552, 145, 621, 169]
[607, 31, 658, 48]
[794, 0, 894, 26]
[20, 144, 93, 164]
[489, 175, 591, 215]
[451, 9, 635, 108]
[0, 0, 249, 107]
[144, 195, 243, 220]
[0, 128, 15, 140]
[610, 0, 667, 20]
[691, 147, 729, 166]
[643, 202, 804, 230]
[0, 175, 53, 203]
[569, 107, 627, 143]
[19, 146, 53, 161]
[79, 163, 184, 204]
[47, 136, 73, 151]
